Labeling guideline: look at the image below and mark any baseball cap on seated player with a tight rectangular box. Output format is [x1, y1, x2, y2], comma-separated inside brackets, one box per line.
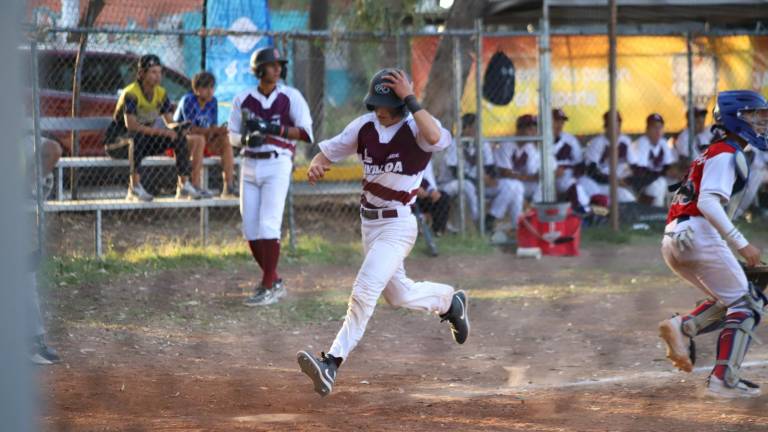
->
[552, 108, 569, 121]
[603, 111, 622, 123]
[646, 113, 664, 125]
[516, 114, 538, 129]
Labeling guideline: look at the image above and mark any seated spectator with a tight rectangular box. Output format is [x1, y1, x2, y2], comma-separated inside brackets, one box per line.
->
[438, 113, 495, 226]
[174, 71, 237, 198]
[417, 160, 451, 236]
[578, 111, 637, 205]
[103, 54, 205, 201]
[486, 114, 542, 234]
[629, 113, 677, 207]
[674, 107, 713, 165]
[552, 108, 590, 213]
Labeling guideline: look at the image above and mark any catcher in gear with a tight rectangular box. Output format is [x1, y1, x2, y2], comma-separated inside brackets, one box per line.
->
[658, 90, 768, 398]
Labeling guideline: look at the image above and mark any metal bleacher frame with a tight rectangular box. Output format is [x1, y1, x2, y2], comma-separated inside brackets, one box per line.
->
[40, 116, 361, 257]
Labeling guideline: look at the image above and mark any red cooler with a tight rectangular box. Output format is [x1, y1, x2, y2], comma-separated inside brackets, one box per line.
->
[517, 202, 581, 256]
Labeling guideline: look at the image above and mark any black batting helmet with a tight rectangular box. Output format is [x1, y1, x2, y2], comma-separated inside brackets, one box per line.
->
[250, 46, 288, 79]
[364, 68, 407, 111]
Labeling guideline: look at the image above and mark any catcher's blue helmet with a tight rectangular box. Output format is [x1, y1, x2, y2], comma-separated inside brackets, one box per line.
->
[714, 90, 768, 151]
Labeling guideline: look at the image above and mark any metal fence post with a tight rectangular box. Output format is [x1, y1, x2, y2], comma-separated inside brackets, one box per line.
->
[539, 0, 555, 203]
[31, 38, 46, 257]
[474, 18, 486, 236]
[686, 32, 695, 158]
[453, 36, 466, 236]
[287, 181, 296, 254]
[95, 209, 103, 257]
[200, 206, 209, 247]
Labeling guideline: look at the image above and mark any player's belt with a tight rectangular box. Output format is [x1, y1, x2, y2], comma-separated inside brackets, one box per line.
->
[243, 151, 279, 160]
[675, 215, 691, 223]
[360, 206, 413, 220]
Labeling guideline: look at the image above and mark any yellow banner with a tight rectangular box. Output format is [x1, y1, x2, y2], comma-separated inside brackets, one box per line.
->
[413, 35, 766, 137]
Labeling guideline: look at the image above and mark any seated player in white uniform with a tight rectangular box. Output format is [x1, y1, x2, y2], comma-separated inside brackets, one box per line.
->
[674, 107, 714, 165]
[296, 69, 469, 397]
[417, 160, 451, 236]
[485, 114, 542, 233]
[630, 113, 677, 207]
[552, 108, 590, 213]
[438, 113, 495, 227]
[658, 90, 768, 398]
[579, 111, 637, 205]
[733, 147, 768, 219]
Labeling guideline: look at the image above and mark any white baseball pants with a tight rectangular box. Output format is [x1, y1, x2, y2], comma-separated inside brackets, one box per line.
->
[661, 217, 749, 311]
[486, 178, 525, 223]
[328, 210, 454, 360]
[441, 179, 479, 221]
[240, 155, 292, 240]
[578, 176, 637, 203]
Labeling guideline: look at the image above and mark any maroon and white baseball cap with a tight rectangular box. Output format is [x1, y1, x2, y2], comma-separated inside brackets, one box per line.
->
[552, 108, 569, 121]
[603, 111, 623, 123]
[646, 113, 665, 125]
[516, 114, 538, 128]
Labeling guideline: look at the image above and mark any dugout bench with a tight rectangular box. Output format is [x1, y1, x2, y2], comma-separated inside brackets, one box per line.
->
[37, 116, 362, 257]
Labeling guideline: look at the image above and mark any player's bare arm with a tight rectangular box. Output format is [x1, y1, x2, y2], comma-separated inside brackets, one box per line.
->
[382, 69, 441, 145]
[307, 152, 332, 185]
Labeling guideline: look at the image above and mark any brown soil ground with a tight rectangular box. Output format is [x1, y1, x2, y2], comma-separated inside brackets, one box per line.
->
[39, 239, 768, 431]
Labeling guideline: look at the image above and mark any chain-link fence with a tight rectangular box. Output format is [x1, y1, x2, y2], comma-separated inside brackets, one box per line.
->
[24, 4, 768, 257]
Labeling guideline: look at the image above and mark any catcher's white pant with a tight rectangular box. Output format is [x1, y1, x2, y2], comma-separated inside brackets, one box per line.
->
[441, 179, 479, 221]
[578, 176, 637, 203]
[556, 171, 590, 207]
[328, 209, 454, 360]
[661, 217, 748, 310]
[642, 176, 668, 208]
[240, 155, 292, 240]
[486, 178, 524, 223]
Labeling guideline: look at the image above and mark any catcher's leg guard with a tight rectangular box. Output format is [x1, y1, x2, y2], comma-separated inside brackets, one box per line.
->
[712, 284, 767, 390]
[681, 299, 727, 338]
[660, 299, 726, 371]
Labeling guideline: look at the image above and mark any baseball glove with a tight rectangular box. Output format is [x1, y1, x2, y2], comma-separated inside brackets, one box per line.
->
[741, 263, 768, 292]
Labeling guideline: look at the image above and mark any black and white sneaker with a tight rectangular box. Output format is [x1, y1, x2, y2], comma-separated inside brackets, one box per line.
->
[243, 286, 278, 307]
[272, 279, 287, 300]
[440, 290, 470, 344]
[30, 336, 61, 365]
[297, 351, 338, 397]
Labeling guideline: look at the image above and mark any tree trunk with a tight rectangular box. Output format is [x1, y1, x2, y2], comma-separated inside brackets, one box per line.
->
[421, 0, 485, 131]
[69, 0, 104, 198]
[306, 0, 328, 158]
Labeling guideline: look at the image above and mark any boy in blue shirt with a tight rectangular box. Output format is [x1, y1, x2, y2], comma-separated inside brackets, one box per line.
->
[175, 72, 237, 197]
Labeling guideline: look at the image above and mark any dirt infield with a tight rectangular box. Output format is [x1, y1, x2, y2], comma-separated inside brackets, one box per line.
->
[39, 238, 768, 431]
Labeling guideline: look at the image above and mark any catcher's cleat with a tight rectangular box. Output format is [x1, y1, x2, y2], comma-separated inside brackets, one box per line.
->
[297, 351, 338, 397]
[706, 375, 761, 398]
[440, 290, 470, 345]
[30, 335, 61, 365]
[659, 314, 694, 373]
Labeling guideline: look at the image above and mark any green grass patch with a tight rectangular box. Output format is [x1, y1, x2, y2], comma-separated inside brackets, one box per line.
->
[412, 234, 495, 257]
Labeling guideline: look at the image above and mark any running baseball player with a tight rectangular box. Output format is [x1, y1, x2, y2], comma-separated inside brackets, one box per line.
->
[487, 114, 542, 233]
[552, 108, 590, 213]
[630, 113, 677, 207]
[658, 90, 768, 398]
[228, 46, 313, 306]
[579, 111, 637, 205]
[296, 69, 469, 397]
